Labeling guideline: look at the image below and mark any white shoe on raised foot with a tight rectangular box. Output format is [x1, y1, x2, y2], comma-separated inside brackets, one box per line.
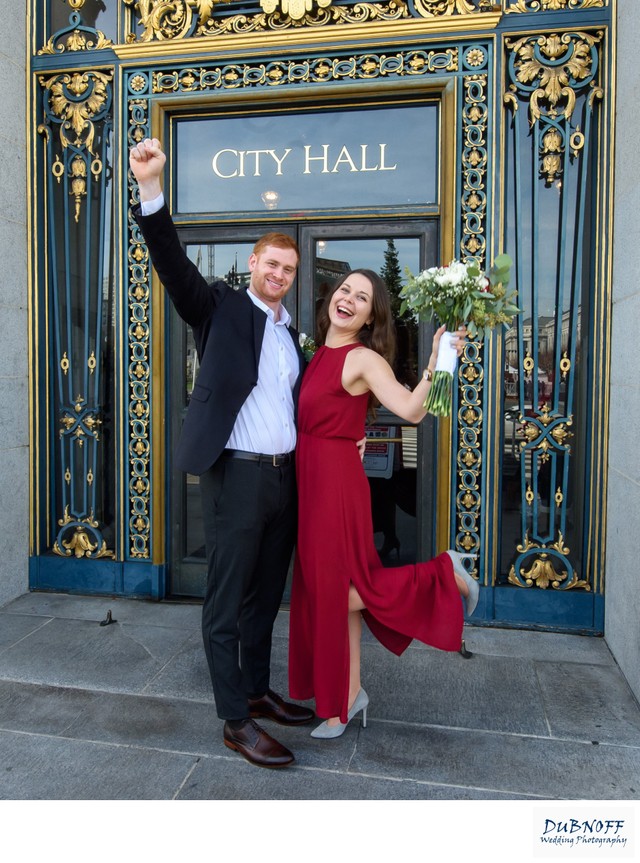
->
[446, 550, 480, 617]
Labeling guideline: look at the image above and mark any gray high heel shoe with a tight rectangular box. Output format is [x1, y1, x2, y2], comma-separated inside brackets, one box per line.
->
[310, 688, 369, 739]
[446, 550, 480, 617]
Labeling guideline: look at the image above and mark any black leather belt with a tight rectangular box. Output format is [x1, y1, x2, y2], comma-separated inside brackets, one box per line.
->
[223, 449, 293, 467]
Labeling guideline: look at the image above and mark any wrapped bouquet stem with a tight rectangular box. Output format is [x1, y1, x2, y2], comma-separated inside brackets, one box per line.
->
[427, 329, 460, 417]
[400, 254, 519, 417]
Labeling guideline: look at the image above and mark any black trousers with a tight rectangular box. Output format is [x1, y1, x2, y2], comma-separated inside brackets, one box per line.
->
[199, 455, 297, 719]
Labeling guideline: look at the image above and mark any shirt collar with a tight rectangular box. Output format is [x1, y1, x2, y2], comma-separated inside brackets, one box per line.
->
[246, 288, 291, 326]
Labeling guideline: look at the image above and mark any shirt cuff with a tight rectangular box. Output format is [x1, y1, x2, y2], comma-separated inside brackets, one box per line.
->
[140, 192, 165, 216]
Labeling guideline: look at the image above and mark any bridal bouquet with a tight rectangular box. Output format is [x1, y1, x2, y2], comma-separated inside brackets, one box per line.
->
[399, 254, 518, 416]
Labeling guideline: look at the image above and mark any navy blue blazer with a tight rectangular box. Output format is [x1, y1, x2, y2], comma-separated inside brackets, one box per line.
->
[134, 204, 305, 475]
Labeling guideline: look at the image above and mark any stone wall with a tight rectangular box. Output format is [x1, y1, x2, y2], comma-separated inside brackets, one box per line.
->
[0, 0, 28, 606]
[605, 0, 640, 703]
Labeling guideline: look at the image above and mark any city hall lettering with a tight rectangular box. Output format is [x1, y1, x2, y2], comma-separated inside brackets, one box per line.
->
[211, 144, 397, 178]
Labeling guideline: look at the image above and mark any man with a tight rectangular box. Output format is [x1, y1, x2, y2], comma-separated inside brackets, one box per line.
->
[130, 138, 314, 768]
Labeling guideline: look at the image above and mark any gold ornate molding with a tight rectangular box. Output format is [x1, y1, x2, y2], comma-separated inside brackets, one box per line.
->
[150, 47, 459, 93]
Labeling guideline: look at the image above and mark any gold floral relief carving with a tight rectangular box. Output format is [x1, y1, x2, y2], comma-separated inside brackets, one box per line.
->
[53, 507, 114, 559]
[505, 30, 602, 184]
[39, 29, 112, 55]
[507, 31, 601, 126]
[413, 0, 498, 15]
[261, 0, 332, 20]
[505, 0, 605, 13]
[39, 70, 112, 221]
[40, 70, 112, 153]
[127, 0, 409, 40]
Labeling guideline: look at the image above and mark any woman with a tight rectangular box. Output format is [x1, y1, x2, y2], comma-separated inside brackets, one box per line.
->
[288, 269, 477, 738]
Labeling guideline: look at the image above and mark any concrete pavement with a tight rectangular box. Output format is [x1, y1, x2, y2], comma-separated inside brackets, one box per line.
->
[1, 591, 640, 802]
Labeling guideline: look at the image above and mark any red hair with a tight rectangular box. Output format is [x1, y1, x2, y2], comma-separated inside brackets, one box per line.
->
[253, 232, 300, 264]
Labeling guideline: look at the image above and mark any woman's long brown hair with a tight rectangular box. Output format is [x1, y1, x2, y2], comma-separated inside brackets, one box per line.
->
[316, 269, 397, 415]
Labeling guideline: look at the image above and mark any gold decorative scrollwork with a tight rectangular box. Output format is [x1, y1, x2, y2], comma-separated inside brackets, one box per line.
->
[517, 552, 568, 589]
[505, 0, 605, 12]
[412, 0, 476, 15]
[42, 70, 111, 151]
[261, 0, 332, 21]
[520, 407, 573, 464]
[453, 68, 489, 577]
[152, 47, 457, 96]
[508, 530, 590, 590]
[39, 69, 112, 221]
[53, 507, 114, 559]
[39, 29, 112, 55]
[127, 0, 411, 41]
[506, 31, 602, 127]
[59, 395, 103, 447]
[126, 0, 196, 41]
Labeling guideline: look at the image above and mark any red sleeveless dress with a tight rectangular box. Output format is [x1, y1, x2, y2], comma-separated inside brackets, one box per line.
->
[288, 343, 464, 723]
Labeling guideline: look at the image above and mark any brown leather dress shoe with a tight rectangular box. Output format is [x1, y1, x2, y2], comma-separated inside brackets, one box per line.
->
[248, 689, 315, 725]
[223, 719, 295, 769]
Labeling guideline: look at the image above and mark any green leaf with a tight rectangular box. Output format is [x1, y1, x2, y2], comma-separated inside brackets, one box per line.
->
[493, 253, 513, 270]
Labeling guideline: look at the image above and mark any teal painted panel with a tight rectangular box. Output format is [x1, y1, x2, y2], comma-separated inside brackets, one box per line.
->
[493, 586, 601, 634]
[29, 556, 166, 600]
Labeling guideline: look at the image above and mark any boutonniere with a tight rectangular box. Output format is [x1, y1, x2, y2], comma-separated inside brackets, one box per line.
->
[299, 332, 318, 362]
